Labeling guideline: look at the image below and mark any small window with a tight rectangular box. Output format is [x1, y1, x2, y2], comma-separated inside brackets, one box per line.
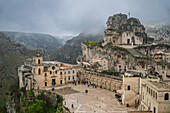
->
[151, 89, 152, 96]
[128, 86, 130, 90]
[60, 72, 62, 75]
[68, 71, 70, 74]
[38, 59, 40, 64]
[164, 93, 169, 100]
[50, 71, 52, 74]
[68, 77, 70, 80]
[45, 82, 47, 86]
[55, 70, 57, 74]
[65, 72, 66, 74]
[73, 70, 74, 74]
[73, 76, 74, 80]
[38, 68, 41, 75]
[52, 66, 55, 70]
[45, 73, 47, 76]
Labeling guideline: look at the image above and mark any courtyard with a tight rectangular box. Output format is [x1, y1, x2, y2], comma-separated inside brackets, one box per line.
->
[52, 84, 136, 113]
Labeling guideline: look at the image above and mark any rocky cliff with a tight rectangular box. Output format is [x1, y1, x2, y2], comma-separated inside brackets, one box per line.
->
[50, 26, 105, 64]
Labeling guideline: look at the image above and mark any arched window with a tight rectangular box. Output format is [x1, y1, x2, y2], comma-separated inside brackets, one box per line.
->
[38, 59, 40, 64]
[38, 68, 41, 75]
[45, 73, 47, 76]
[164, 93, 169, 100]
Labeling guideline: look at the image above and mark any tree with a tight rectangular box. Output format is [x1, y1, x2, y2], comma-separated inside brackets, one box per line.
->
[28, 99, 47, 113]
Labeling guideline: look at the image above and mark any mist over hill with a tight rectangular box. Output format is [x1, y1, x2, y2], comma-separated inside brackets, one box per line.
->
[50, 26, 105, 64]
[2, 31, 66, 54]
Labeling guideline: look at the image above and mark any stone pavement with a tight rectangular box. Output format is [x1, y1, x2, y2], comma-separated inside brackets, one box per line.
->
[52, 84, 136, 113]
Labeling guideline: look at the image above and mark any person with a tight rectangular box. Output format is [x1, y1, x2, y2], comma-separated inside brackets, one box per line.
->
[100, 85, 102, 88]
[52, 88, 54, 91]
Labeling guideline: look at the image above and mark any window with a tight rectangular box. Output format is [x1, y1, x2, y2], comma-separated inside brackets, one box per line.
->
[50, 71, 52, 74]
[128, 86, 130, 90]
[151, 89, 153, 96]
[65, 72, 66, 74]
[38, 68, 41, 75]
[147, 87, 148, 92]
[38, 59, 40, 64]
[52, 66, 55, 70]
[45, 73, 47, 76]
[156, 92, 157, 99]
[55, 70, 57, 74]
[68, 71, 70, 74]
[68, 77, 70, 80]
[45, 82, 47, 86]
[73, 70, 74, 74]
[73, 76, 74, 80]
[164, 93, 169, 100]
[60, 72, 62, 75]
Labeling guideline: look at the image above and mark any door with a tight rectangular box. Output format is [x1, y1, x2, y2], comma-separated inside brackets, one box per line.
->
[153, 107, 156, 113]
[132, 37, 135, 45]
[60, 80, 62, 84]
[52, 79, 56, 86]
[127, 39, 130, 44]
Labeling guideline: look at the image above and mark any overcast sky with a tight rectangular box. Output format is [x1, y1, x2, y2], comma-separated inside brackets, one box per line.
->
[0, 0, 170, 36]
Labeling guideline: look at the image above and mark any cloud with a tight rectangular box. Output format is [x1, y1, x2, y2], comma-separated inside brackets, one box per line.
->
[0, 0, 169, 36]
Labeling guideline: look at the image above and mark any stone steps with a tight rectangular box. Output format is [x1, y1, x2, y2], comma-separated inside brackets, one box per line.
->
[128, 48, 145, 57]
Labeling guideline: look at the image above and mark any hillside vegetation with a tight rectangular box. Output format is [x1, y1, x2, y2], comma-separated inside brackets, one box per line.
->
[0, 32, 35, 111]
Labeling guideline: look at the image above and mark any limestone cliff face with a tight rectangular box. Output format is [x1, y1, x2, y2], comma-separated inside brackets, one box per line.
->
[82, 42, 138, 72]
[50, 26, 105, 64]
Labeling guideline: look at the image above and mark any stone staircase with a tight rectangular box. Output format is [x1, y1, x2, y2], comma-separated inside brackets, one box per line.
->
[128, 48, 145, 57]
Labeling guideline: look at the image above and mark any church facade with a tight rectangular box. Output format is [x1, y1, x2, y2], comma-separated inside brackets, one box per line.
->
[18, 49, 83, 90]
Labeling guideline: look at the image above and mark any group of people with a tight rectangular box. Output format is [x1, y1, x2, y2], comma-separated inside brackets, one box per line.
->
[69, 80, 103, 88]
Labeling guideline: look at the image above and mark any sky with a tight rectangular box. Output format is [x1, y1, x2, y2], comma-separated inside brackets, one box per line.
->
[0, 0, 170, 36]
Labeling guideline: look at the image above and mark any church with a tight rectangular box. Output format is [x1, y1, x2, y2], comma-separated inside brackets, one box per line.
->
[18, 49, 83, 90]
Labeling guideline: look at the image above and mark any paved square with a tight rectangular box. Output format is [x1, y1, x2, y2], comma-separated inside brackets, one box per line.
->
[55, 84, 136, 113]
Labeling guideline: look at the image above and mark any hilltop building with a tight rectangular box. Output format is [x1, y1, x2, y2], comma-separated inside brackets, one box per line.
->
[102, 13, 148, 46]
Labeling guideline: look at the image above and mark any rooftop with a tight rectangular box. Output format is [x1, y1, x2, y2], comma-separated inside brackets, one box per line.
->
[148, 81, 170, 90]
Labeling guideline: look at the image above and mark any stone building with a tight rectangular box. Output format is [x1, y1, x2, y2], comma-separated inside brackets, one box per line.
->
[140, 80, 170, 113]
[122, 74, 141, 107]
[102, 13, 147, 46]
[18, 49, 83, 90]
